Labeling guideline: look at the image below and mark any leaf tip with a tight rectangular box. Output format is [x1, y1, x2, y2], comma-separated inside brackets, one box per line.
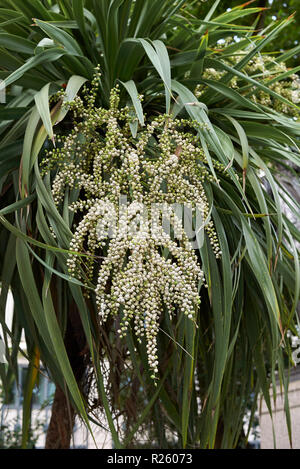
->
[287, 12, 296, 21]
[238, 0, 256, 9]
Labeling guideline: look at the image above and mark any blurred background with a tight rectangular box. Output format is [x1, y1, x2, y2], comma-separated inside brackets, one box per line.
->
[199, 0, 300, 66]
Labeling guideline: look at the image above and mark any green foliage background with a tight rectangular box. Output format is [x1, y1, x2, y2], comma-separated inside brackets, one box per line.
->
[0, 0, 299, 449]
[200, 0, 300, 65]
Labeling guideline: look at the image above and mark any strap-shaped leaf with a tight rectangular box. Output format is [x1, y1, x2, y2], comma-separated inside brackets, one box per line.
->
[34, 83, 54, 141]
[34, 18, 83, 56]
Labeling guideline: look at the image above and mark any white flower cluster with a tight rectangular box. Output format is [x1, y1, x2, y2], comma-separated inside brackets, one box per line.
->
[43, 84, 223, 381]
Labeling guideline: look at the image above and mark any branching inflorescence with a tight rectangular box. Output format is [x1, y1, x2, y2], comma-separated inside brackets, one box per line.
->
[43, 75, 223, 381]
[195, 53, 300, 116]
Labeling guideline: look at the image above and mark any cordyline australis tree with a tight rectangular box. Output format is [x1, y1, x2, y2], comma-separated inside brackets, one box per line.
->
[0, 0, 299, 449]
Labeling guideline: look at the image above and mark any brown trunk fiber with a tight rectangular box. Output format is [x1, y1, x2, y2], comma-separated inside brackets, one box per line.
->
[45, 299, 88, 449]
[45, 385, 76, 449]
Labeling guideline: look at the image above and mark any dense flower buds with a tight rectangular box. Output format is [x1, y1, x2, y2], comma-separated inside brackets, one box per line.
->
[43, 80, 223, 381]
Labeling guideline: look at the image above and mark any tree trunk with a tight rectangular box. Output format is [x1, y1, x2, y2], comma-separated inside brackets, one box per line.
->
[45, 385, 76, 449]
[45, 299, 88, 449]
